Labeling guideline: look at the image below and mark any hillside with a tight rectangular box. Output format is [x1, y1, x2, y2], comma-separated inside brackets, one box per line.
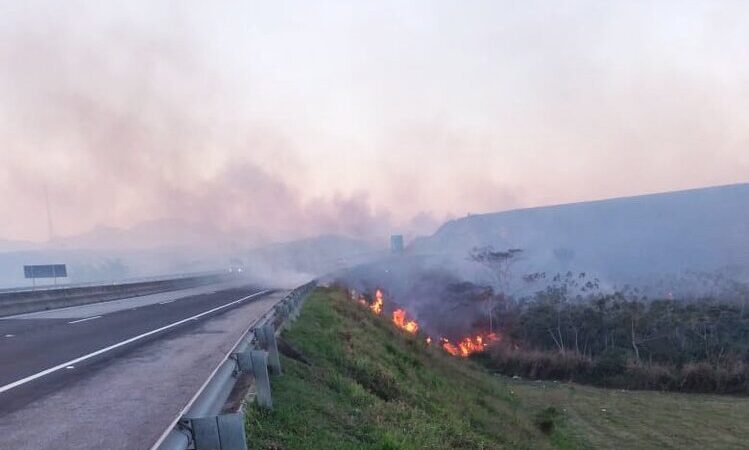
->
[410, 183, 749, 292]
[246, 287, 576, 449]
[245, 287, 749, 450]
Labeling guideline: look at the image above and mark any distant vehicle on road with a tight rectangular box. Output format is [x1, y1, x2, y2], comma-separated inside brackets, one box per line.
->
[229, 258, 245, 274]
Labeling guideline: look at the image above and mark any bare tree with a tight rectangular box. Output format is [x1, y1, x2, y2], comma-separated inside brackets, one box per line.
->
[469, 246, 523, 333]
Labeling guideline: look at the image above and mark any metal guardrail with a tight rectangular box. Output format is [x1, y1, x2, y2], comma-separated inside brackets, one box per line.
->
[0, 272, 237, 318]
[0, 270, 228, 294]
[154, 280, 317, 450]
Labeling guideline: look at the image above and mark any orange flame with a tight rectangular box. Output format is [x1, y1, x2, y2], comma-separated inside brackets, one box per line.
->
[354, 287, 497, 358]
[392, 308, 419, 334]
[369, 289, 384, 315]
[440, 333, 498, 357]
[440, 338, 460, 356]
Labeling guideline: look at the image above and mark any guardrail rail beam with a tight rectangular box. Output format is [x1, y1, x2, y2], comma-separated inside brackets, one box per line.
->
[155, 280, 317, 450]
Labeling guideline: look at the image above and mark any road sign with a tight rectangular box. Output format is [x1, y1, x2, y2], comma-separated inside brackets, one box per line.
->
[23, 264, 67, 279]
[390, 235, 404, 254]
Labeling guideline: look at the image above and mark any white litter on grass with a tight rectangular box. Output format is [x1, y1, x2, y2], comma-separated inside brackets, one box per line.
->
[601, 408, 607, 412]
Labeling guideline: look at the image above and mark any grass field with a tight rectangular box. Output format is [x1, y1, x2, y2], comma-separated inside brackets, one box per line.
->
[244, 287, 749, 449]
[509, 378, 749, 449]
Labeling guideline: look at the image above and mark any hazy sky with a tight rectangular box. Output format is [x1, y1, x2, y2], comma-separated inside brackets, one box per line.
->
[1, 1, 747, 244]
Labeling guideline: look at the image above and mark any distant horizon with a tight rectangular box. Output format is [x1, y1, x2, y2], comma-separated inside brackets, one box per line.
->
[2, 2, 748, 243]
[3, 180, 746, 247]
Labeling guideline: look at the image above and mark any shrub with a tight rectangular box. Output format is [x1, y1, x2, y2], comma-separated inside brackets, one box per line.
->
[534, 406, 562, 435]
[590, 348, 627, 379]
[714, 362, 749, 394]
[622, 360, 677, 390]
[680, 362, 718, 392]
[677, 361, 749, 394]
[487, 345, 591, 381]
[347, 357, 402, 401]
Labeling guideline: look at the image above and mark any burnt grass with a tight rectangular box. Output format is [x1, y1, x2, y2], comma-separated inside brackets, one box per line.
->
[244, 287, 580, 450]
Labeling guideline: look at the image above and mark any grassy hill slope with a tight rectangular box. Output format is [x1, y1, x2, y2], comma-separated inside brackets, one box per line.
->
[245, 287, 749, 449]
[245, 287, 579, 449]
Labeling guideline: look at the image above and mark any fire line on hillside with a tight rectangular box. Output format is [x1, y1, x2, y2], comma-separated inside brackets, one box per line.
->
[351, 288, 499, 358]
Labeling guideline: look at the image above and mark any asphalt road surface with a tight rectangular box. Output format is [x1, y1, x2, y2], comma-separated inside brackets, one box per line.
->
[0, 283, 284, 449]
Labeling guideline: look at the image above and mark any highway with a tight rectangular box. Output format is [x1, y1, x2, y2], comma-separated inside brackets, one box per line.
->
[0, 281, 284, 449]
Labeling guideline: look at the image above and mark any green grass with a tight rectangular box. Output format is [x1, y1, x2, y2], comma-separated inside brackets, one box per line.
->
[244, 287, 574, 449]
[508, 378, 749, 450]
[245, 287, 749, 449]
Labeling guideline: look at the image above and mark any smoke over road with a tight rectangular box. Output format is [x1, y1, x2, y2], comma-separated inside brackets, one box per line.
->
[0, 3, 441, 247]
[3, 1, 748, 248]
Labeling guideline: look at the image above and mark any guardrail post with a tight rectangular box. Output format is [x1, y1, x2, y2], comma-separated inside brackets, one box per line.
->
[282, 303, 290, 319]
[259, 324, 282, 376]
[190, 413, 248, 450]
[250, 350, 273, 409]
[290, 296, 300, 321]
[217, 413, 249, 450]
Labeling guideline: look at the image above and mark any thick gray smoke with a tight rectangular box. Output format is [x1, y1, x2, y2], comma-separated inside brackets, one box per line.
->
[3, 2, 748, 294]
[0, 4, 439, 249]
[0, 5, 418, 287]
[335, 184, 749, 339]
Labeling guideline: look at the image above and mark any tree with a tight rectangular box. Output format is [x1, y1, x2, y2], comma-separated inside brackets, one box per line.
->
[469, 246, 522, 333]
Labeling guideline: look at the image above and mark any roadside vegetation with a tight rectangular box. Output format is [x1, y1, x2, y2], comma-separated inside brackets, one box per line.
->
[244, 287, 580, 450]
[466, 247, 749, 394]
[245, 286, 749, 450]
[485, 276, 749, 394]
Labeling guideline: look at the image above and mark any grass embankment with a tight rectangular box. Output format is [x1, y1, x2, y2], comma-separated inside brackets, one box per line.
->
[245, 287, 577, 449]
[245, 288, 749, 449]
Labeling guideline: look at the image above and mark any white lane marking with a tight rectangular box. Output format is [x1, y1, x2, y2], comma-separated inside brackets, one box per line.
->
[65, 366, 75, 369]
[0, 290, 270, 395]
[68, 316, 102, 324]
